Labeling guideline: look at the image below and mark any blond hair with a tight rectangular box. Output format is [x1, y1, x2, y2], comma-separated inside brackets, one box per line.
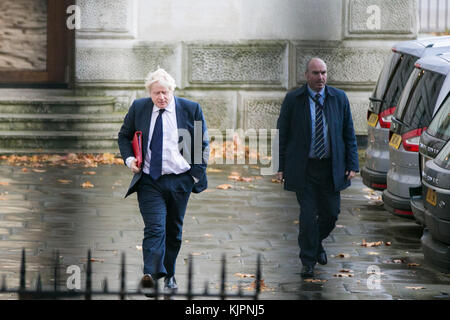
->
[144, 68, 177, 92]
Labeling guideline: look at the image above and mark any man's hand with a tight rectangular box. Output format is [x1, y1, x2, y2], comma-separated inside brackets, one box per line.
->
[345, 170, 356, 180]
[130, 159, 141, 174]
[276, 171, 284, 181]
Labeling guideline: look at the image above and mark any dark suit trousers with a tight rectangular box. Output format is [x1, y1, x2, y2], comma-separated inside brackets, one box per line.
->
[137, 172, 194, 278]
[296, 159, 340, 266]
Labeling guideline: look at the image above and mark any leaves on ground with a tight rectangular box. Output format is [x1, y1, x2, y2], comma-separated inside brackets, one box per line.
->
[360, 239, 386, 247]
[216, 184, 233, 190]
[81, 181, 94, 188]
[234, 273, 255, 278]
[57, 179, 72, 184]
[0, 153, 123, 168]
[304, 279, 327, 283]
[334, 253, 350, 258]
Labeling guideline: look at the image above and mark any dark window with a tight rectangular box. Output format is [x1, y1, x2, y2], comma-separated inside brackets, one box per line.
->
[381, 54, 417, 113]
[370, 52, 402, 113]
[395, 69, 445, 132]
[427, 93, 450, 140]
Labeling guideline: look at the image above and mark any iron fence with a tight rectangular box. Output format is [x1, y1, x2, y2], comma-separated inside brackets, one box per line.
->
[0, 249, 262, 300]
[419, 0, 450, 33]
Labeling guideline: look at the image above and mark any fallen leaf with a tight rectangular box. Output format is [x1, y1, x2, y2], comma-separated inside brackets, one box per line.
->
[271, 179, 282, 183]
[203, 234, 213, 238]
[32, 169, 46, 173]
[339, 269, 353, 273]
[304, 279, 327, 283]
[247, 279, 271, 291]
[367, 252, 379, 255]
[57, 179, 72, 184]
[83, 171, 97, 175]
[334, 273, 354, 278]
[234, 273, 255, 278]
[206, 168, 223, 173]
[407, 263, 420, 267]
[405, 286, 425, 290]
[385, 242, 392, 246]
[335, 253, 350, 258]
[217, 184, 233, 190]
[81, 181, 94, 188]
[228, 175, 241, 181]
[361, 239, 384, 247]
[0, 182, 10, 186]
[392, 259, 405, 264]
[22, 168, 28, 172]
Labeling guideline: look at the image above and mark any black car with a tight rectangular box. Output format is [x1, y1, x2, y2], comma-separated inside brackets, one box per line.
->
[411, 91, 450, 225]
[421, 139, 450, 272]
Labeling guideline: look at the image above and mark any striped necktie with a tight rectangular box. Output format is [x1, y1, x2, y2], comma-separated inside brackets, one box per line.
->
[149, 108, 165, 180]
[313, 93, 327, 159]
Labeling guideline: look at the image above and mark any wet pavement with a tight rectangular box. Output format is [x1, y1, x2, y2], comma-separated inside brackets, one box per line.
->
[0, 160, 449, 300]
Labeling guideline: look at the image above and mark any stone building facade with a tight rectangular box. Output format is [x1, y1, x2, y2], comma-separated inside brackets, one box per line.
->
[73, 0, 419, 136]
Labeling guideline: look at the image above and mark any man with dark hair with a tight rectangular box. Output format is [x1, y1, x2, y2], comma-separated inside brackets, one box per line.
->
[276, 58, 359, 278]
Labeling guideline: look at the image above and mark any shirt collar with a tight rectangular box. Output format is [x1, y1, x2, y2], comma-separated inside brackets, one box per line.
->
[152, 96, 175, 113]
[307, 85, 325, 100]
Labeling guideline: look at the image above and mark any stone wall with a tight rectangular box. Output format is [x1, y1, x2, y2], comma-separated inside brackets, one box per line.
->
[74, 0, 419, 136]
[0, 0, 47, 71]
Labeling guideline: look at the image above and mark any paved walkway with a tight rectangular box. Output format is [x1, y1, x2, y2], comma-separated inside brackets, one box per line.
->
[0, 160, 449, 300]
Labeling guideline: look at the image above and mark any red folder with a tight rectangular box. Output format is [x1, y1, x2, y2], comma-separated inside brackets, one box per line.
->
[132, 131, 143, 168]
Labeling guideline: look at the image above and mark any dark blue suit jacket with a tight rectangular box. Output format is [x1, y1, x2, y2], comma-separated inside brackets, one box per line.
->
[118, 96, 209, 198]
[277, 85, 359, 192]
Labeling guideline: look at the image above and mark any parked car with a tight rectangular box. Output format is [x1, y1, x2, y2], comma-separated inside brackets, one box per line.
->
[421, 139, 450, 272]
[383, 53, 450, 218]
[410, 91, 450, 225]
[362, 36, 450, 191]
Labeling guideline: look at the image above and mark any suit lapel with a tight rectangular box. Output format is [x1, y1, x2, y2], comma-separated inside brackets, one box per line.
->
[174, 96, 186, 130]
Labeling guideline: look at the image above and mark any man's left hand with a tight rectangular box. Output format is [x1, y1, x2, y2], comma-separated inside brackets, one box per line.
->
[345, 170, 356, 180]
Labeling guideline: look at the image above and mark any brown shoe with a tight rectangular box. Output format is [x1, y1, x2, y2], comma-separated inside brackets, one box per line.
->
[140, 274, 155, 289]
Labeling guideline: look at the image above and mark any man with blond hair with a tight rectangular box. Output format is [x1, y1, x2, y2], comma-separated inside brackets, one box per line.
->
[118, 68, 209, 295]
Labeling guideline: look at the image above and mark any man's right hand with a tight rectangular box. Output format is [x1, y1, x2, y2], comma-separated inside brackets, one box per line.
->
[131, 159, 141, 173]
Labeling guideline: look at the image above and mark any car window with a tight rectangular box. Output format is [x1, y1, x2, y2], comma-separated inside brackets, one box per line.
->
[434, 140, 450, 170]
[394, 68, 420, 120]
[427, 93, 450, 140]
[373, 52, 401, 99]
[395, 69, 445, 130]
[381, 54, 417, 112]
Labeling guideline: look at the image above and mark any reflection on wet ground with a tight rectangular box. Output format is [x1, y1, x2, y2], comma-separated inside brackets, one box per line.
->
[0, 163, 449, 300]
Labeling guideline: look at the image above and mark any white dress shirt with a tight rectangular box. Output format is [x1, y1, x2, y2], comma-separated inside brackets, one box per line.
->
[126, 97, 193, 178]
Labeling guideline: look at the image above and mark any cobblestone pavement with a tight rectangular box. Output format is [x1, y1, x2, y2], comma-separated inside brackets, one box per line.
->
[0, 162, 449, 300]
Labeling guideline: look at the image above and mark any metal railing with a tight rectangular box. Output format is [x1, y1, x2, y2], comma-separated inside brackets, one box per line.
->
[0, 249, 262, 300]
[419, 0, 450, 33]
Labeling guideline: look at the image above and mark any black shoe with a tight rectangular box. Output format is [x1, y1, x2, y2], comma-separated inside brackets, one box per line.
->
[140, 274, 155, 298]
[301, 265, 315, 278]
[317, 251, 327, 265]
[164, 276, 178, 300]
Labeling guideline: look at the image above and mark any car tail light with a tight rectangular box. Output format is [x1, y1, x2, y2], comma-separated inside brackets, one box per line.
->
[402, 128, 427, 152]
[371, 183, 387, 189]
[379, 107, 396, 128]
[394, 208, 414, 216]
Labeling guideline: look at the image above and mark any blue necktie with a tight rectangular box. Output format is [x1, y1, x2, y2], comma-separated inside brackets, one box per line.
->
[313, 94, 327, 159]
[149, 109, 165, 180]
